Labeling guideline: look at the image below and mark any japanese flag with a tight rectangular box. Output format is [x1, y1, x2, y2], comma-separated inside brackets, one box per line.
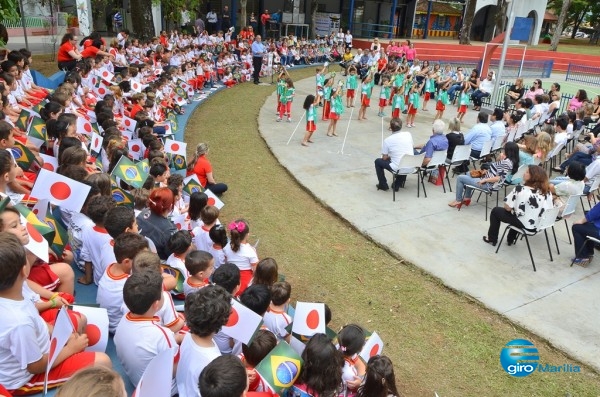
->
[221, 298, 263, 345]
[39, 153, 58, 173]
[174, 96, 187, 106]
[291, 302, 326, 337]
[122, 116, 137, 132]
[22, 214, 49, 263]
[90, 132, 103, 155]
[32, 199, 49, 222]
[164, 139, 187, 156]
[100, 69, 115, 83]
[130, 80, 142, 93]
[135, 348, 177, 397]
[46, 307, 75, 387]
[71, 305, 109, 353]
[121, 129, 133, 140]
[163, 122, 173, 135]
[359, 331, 383, 363]
[205, 188, 224, 210]
[77, 116, 94, 136]
[93, 84, 108, 99]
[128, 138, 145, 160]
[31, 169, 91, 213]
[171, 214, 189, 231]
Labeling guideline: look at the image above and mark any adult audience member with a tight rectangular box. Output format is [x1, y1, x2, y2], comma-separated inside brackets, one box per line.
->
[194, 14, 205, 35]
[446, 117, 464, 162]
[471, 70, 494, 111]
[454, 111, 492, 173]
[221, 5, 231, 32]
[260, 9, 270, 38]
[57, 33, 82, 71]
[414, 119, 449, 166]
[483, 165, 553, 246]
[251, 35, 266, 84]
[374, 118, 414, 192]
[568, 89, 588, 112]
[489, 108, 507, 142]
[187, 143, 228, 195]
[136, 187, 178, 259]
[524, 79, 543, 101]
[572, 200, 600, 267]
[344, 29, 353, 48]
[206, 8, 218, 34]
[503, 77, 525, 111]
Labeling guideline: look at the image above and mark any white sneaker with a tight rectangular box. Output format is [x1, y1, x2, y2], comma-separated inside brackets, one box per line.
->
[276, 117, 282, 122]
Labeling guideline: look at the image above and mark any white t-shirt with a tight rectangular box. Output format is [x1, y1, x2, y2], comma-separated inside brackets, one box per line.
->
[206, 244, 226, 269]
[382, 131, 414, 171]
[183, 278, 206, 297]
[97, 264, 129, 333]
[156, 291, 180, 329]
[263, 308, 292, 341]
[214, 329, 242, 355]
[176, 333, 221, 397]
[192, 225, 213, 252]
[114, 313, 178, 390]
[0, 297, 50, 389]
[223, 242, 258, 271]
[80, 225, 113, 285]
[166, 254, 188, 277]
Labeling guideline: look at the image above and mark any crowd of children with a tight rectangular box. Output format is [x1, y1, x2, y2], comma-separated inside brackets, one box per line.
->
[0, 30, 402, 397]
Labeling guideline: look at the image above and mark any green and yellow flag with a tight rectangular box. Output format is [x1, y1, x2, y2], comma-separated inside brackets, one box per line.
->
[183, 177, 203, 196]
[14, 203, 55, 242]
[161, 265, 185, 295]
[45, 208, 68, 256]
[170, 154, 187, 171]
[110, 178, 134, 207]
[255, 341, 303, 395]
[11, 142, 38, 171]
[27, 116, 47, 146]
[110, 156, 148, 189]
[16, 108, 31, 131]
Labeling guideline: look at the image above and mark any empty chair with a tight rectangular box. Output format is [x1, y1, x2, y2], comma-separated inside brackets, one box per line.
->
[470, 139, 493, 169]
[557, 195, 582, 245]
[444, 144, 471, 190]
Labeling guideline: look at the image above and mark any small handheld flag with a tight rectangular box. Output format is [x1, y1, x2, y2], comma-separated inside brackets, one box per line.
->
[30, 169, 91, 212]
[221, 299, 263, 345]
[111, 156, 149, 189]
[255, 341, 303, 395]
[359, 331, 383, 363]
[291, 302, 326, 337]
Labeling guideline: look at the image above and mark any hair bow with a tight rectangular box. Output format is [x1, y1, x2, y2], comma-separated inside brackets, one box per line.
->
[228, 221, 245, 233]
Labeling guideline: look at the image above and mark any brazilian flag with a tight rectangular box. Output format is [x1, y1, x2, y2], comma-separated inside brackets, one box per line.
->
[32, 100, 48, 115]
[44, 209, 68, 256]
[255, 341, 303, 395]
[111, 156, 148, 189]
[183, 178, 203, 196]
[11, 142, 39, 171]
[111, 183, 134, 207]
[170, 154, 187, 171]
[16, 108, 31, 131]
[136, 158, 150, 176]
[161, 265, 185, 296]
[27, 116, 47, 143]
[14, 203, 55, 242]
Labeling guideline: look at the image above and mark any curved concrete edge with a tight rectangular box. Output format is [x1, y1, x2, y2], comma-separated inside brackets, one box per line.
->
[258, 76, 600, 372]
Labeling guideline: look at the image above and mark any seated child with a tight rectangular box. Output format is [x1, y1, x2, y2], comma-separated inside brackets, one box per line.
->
[54, 366, 126, 397]
[96, 232, 149, 333]
[262, 281, 292, 342]
[192, 205, 219, 252]
[240, 330, 277, 392]
[100, 205, 140, 280]
[0, 232, 110, 395]
[212, 263, 242, 355]
[114, 269, 178, 392]
[79, 195, 117, 285]
[338, 324, 367, 396]
[250, 257, 278, 287]
[207, 224, 227, 269]
[183, 250, 214, 296]
[356, 355, 401, 397]
[176, 285, 232, 397]
[198, 355, 247, 397]
[166, 230, 193, 277]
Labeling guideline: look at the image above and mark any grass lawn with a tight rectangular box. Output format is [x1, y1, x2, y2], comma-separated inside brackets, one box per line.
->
[185, 67, 600, 396]
[531, 38, 600, 56]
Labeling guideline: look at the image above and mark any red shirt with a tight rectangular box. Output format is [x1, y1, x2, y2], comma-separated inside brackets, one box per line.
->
[260, 13, 270, 25]
[81, 45, 100, 59]
[57, 42, 76, 62]
[192, 155, 212, 187]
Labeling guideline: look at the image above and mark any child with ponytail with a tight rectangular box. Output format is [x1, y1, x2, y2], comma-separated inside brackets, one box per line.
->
[223, 219, 258, 295]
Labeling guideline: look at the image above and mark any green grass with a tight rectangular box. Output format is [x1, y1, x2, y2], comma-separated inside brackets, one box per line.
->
[531, 38, 600, 56]
[185, 67, 600, 396]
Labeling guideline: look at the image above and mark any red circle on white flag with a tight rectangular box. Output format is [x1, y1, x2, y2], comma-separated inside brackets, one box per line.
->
[306, 309, 320, 330]
[43, 163, 55, 171]
[86, 324, 102, 347]
[102, 71, 108, 77]
[94, 138, 99, 148]
[26, 222, 44, 243]
[50, 182, 72, 201]
[207, 197, 215, 206]
[99, 88, 106, 95]
[84, 123, 92, 133]
[49, 337, 58, 361]
[226, 307, 239, 327]
[171, 143, 180, 152]
[369, 343, 380, 357]
[125, 119, 131, 126]
[132, 144, 140, 152]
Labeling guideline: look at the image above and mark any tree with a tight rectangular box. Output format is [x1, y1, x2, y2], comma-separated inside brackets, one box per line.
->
[459, 0, 477, 45]
[550, 0, 572, 50]
[494, 0, 507, 37]
[129, 0, 155, 40]
[239, 0, 247, 29]
[310, 0, 318, 38]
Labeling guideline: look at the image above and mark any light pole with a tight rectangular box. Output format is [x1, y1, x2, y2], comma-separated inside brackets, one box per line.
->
[492, 0, 515, 98]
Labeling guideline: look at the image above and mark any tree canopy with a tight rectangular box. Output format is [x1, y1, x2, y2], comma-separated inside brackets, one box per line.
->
[548, 0, 600, 37]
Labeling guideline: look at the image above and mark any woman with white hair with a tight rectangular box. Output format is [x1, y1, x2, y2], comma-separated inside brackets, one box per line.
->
[187, 142, 228, 195]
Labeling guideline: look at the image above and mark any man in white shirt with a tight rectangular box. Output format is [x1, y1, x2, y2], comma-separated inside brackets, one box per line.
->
[374, 118, 414, 191]
[471, 70, 495, 111]
[206, 9, 218, 34]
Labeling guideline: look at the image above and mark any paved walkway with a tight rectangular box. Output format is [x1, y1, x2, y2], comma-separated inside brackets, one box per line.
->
[258, 76, 600, 371]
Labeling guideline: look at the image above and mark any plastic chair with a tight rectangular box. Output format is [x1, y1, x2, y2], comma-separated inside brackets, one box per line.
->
[544, 143, 565, 176]
[444, 144, 472, 191]
[470, 139, 493, 169]
[389, 153, 426, 201]
[580, 177, 600, 211]
[557, 195, 581, 245]
[495, 206, 561, 272]
[490, 135, 505, 157]
[420, 149, 448, 193]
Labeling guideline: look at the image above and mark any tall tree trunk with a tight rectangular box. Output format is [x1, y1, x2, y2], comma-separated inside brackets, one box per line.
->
[239, 0, 247, 29]
[130, 0, 155, 41]
[550, 0, 571, 51]
[494, 0, 507, 37]
[311, 0, 318, 38]
[459, 0, 477, 45]
[570, 5, 589, 39]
